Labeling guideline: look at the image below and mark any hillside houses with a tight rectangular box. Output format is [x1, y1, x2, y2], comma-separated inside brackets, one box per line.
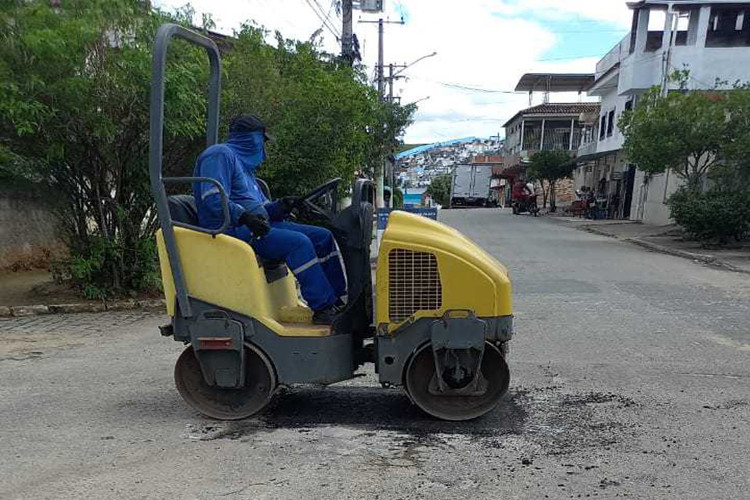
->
[396, 137, 502, 188]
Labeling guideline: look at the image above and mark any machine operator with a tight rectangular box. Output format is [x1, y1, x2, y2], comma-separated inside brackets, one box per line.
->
[192, 114, 346, 325]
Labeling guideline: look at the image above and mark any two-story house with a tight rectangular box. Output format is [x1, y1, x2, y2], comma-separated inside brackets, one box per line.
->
[576, 0, 750, 224]
[502, 102, 600, 206]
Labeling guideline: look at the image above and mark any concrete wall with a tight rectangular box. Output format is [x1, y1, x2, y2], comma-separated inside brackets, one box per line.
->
[629, 170, 683, 226]
[0, 190, 63, 270]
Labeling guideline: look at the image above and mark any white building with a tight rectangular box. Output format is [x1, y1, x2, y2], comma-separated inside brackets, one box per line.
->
[576, 0, 750, 225]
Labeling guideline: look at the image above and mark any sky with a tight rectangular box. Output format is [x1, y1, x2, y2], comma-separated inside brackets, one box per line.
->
[154, 0, 634, 144]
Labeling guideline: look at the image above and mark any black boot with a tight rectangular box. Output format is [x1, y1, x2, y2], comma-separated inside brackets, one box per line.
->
[313, 305, 339, 325]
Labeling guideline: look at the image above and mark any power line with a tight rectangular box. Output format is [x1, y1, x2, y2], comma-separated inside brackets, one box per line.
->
[303, 0, 341, 39]
[537, 53, 607, 61]
[314, 0, 338, 37]
[312, 0, 341, 38]
[548, 29, 629, 34]
[438, 82, 520, 94]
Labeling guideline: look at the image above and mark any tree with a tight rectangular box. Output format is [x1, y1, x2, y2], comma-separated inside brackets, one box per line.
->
[526, 150, 573, 212]
[0, 0, 209, 298]
[426, 174, 452, 207]
[221, 25, 415, 197]
[618, 73, 730, 192]
[721, 84, 750, 186]
[0, 1, 415, 298]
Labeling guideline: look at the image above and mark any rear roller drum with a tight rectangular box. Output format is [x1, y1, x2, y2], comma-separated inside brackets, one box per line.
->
[405, 342, 510, 421]
[174, 343, 276, 420]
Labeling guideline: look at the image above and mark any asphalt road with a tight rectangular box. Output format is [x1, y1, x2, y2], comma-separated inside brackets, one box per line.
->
[1, 208, 749, 499]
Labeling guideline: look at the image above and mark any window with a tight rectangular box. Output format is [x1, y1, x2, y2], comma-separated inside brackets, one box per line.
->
[624, 99, 633, 112]
[706, 6, 750, 47]
[607, 109, 616, 137]
[600, 115, 607, 140]
[646, 7, 666, 52]
[674, 10, 692, 46]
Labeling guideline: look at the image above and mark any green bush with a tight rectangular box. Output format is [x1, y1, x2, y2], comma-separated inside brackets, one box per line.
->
[426, 174, 452, 207]
[58, 236, 161, 300]
[393, 188, 404, 209]
[668, 188, 750, 244]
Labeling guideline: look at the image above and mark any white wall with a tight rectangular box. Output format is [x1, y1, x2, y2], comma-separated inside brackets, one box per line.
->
[593, 86, 634, 154]
[629, 169, 684, 226]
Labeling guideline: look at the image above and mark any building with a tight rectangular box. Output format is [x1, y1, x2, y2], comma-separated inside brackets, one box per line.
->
[576, 0, 750, 224]
[502, 101, 600, 206]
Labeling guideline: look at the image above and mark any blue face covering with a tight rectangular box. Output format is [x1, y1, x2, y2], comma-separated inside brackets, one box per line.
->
[226, 130, 266, 172]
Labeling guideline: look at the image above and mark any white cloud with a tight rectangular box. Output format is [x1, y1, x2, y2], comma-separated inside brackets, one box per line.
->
[154, 0, 633, 143]
[497, 0, 632, 27]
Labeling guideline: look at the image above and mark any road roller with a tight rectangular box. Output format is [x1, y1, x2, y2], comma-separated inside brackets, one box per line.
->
[149, 24, 513, 421]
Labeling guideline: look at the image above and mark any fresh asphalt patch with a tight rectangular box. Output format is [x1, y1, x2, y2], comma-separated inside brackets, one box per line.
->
[181, 384, 640, 460]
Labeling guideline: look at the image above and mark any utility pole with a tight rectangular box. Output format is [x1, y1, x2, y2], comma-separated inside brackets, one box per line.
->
[388, 63, 394, 102]
[377, 19, 385, 100]
[359, 17, 406, 100]
[359, 17, 404, 207]
[341, 0, 353, 64]
[661, 7, 677, 97]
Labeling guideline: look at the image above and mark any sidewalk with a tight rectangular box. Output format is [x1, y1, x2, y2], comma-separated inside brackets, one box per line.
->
[0, 269, 166, 317]
[550, 216, 750, 274]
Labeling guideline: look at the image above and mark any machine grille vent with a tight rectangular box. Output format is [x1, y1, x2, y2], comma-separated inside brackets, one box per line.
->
[388, 249, 442, 323]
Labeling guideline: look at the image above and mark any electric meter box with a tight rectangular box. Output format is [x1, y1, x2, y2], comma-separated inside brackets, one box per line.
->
[360, 0, 384, 13]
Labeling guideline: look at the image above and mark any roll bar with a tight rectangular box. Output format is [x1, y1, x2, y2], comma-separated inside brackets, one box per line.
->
[149, 23, 224, 319]
[352, 178, 375, 208]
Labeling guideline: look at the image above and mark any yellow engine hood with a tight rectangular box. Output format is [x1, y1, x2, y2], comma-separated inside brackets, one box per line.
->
[376, 211, 513, 331]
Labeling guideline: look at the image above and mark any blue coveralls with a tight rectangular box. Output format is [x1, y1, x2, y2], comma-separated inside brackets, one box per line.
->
[192, 131, 346, 311]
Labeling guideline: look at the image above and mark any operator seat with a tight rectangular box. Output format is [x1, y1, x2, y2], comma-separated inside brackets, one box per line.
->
[166, 194, 288, 283]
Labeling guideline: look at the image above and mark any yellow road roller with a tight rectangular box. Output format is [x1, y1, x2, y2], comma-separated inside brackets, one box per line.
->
[149, 24, 513, 421]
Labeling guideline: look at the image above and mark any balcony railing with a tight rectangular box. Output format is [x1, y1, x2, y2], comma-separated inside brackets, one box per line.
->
[578, 140, 598, 159]
[522, 127, 582, 151]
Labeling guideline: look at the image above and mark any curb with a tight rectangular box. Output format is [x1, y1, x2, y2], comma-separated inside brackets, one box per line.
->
[579, 225, 750, 275]
[0, 299, 167, 318]
[578, 225, 621, 239]
[625, 238, 749, 274]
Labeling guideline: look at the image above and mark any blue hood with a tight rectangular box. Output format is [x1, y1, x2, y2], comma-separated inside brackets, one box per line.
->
[227, 130, 266, 173]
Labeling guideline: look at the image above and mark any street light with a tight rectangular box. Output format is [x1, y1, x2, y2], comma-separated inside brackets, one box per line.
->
[404, 96, 430, 106]
[386, 52, 437, 103]
[393, 51, 438, 78]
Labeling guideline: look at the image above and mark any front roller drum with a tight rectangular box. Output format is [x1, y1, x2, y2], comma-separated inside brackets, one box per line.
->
[405, 342, 510, 421]
[174, 343, 276, 420]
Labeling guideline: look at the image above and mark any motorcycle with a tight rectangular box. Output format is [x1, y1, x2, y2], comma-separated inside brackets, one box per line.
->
[512, 197, 539, 216]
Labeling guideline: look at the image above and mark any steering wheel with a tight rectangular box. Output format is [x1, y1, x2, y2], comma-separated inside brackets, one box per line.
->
[291, 178, 342, 223]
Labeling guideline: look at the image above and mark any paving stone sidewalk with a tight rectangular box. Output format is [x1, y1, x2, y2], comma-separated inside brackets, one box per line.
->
[549, 216, 750, 274]
[0, 310, 160, 334]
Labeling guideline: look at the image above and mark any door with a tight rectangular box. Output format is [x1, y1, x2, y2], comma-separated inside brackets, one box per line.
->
[622, 164, 636, 220]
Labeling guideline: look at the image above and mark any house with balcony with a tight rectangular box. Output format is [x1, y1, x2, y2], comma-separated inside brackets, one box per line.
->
[502, 101, 600, 206]
[575, 0, 750, 224]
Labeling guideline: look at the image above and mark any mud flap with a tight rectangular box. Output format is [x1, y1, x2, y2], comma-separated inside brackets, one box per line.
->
[189, 311, 246, 388]
[429, 311, 487, 396]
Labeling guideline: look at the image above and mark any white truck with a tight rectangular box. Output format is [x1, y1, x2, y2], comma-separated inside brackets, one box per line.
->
[450, 164, 494, 207]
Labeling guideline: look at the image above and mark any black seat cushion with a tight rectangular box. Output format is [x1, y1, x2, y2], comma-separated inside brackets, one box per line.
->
[168, 195, 199, 226]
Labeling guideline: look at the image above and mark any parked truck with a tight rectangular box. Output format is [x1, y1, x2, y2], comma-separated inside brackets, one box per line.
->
[450, 164, 494, 207]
